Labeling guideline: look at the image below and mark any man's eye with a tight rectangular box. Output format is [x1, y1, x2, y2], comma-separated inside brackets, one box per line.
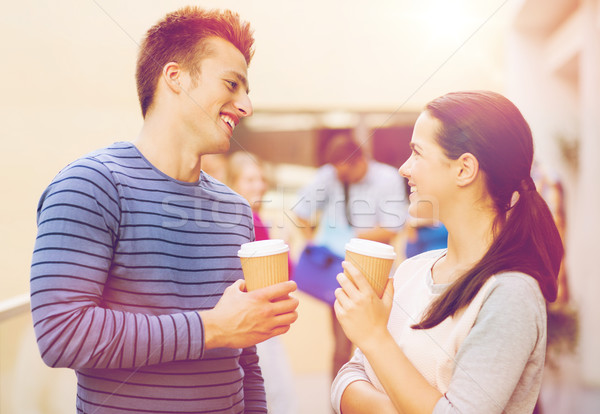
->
[226, 80, 238, 89]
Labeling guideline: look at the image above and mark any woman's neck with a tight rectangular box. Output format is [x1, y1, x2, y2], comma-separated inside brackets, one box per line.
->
[434, 201, 497, 284]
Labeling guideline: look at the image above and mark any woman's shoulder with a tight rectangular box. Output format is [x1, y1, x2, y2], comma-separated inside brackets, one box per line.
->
[479, 272, 547, 329]
[487, 272, 545, 303]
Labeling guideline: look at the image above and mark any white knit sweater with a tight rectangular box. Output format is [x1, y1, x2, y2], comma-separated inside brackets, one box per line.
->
[366, 250, 495, 393]
[331, 249, 548, 414]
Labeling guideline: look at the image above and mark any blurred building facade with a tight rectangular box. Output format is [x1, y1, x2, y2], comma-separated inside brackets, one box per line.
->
[232, 110, 417, 169]
[2, 1, 599, 412]
[507, 0, 600, 390]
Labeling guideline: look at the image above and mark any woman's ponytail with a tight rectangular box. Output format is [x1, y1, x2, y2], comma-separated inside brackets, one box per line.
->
[412, 91, 563, 330]
[505, 179, 562, 301]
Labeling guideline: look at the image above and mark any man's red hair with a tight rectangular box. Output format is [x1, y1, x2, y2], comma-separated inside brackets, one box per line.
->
[136, 6, 255, 117]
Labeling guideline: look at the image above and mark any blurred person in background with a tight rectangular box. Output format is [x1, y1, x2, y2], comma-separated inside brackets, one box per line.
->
[332, 91, 563, 414]
[293, 131, 407, 382]
[404, 200, 448, 259]
[29, 6, 299, 413]
[227, 150, 298, 414]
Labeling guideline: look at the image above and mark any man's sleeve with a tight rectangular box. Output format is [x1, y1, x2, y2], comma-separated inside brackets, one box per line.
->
[240, 345, 267, 412]
[30, 157, 205, 370]
[433, 275, 546, 413]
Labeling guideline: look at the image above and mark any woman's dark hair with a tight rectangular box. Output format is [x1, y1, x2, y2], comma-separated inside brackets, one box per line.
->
[413, 90, 563, 330]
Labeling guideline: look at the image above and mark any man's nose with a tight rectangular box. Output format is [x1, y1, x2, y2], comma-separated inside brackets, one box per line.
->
[235, 93, 253, 118]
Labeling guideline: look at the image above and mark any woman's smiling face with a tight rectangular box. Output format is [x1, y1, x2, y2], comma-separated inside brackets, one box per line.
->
[399, 111, 456, 220]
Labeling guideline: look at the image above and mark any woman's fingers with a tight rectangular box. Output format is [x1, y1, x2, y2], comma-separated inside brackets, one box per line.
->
[334, 286, 351, 308]
[341, 261, 377, 296]
[336, 271, 358, 297]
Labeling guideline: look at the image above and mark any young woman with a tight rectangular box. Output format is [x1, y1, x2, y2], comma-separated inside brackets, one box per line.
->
[331, 91, 563, 414]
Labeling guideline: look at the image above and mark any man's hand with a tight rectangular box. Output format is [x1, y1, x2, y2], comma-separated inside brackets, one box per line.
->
[201, 279, 299, 349]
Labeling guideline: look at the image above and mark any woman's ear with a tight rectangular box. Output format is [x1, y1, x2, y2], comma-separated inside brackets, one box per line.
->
[455, 152, 479, 187]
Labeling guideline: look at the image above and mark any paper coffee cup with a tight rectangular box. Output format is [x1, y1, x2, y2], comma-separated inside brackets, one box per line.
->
[237, 239, 290, 291]
[344, 238, 396, 298]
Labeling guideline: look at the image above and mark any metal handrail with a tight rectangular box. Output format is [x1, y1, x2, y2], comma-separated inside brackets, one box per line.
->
[0, 293, 30, 322]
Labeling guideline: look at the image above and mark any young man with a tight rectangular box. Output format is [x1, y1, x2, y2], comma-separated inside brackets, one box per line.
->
[30, 7, 298, 413]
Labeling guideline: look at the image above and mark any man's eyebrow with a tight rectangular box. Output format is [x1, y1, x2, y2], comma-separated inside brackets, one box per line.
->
[225, 70, 250, 94]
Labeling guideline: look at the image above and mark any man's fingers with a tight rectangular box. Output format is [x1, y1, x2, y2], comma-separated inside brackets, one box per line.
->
[274, 311, 298, 326]
[270, 295, 299, 315]
[253, 280, 297, 300]
[229, 279, 246, 292]
[267, 324, 292, 339]
[263, 311, 298, 333]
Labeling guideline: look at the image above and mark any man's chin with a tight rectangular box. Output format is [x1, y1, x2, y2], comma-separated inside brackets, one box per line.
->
[214, 140, 231, 154]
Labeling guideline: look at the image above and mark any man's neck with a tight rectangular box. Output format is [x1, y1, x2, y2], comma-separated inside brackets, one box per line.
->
[134, 113, 202, 183]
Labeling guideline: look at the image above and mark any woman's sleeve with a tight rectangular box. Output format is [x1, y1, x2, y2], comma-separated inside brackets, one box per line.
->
[331, 348, 372, 413]
[433, 275, 547, 413]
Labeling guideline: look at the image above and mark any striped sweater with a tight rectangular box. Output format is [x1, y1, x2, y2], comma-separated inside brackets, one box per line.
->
[30, 142, 265, 413]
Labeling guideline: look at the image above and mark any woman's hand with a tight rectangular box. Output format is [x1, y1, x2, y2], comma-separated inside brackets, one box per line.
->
[334, 261, 394, 353]
[335, 262, 442, 414]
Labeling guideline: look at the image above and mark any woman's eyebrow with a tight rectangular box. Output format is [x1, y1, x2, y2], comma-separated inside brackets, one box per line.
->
[410, 142, 423, 152]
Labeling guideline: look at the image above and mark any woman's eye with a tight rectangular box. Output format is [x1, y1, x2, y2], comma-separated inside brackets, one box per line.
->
[226, 80, 238, 90]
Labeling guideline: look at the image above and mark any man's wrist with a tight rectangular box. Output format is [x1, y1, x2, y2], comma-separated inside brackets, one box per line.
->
[199, 309, 226, 350]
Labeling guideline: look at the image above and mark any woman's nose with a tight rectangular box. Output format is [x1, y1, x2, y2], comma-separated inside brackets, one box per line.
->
[398, 158, 411, 178]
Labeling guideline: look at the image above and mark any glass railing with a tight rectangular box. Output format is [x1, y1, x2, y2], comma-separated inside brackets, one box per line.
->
[0, 294, 75, 413]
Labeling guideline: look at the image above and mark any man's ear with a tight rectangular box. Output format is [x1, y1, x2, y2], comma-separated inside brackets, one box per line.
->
[455, 152, 479, 187]
[162, 62, 183, 93]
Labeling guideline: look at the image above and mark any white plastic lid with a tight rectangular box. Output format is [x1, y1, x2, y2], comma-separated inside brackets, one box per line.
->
[345, 238, 397, 260]
[237, 239, 289, 258]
